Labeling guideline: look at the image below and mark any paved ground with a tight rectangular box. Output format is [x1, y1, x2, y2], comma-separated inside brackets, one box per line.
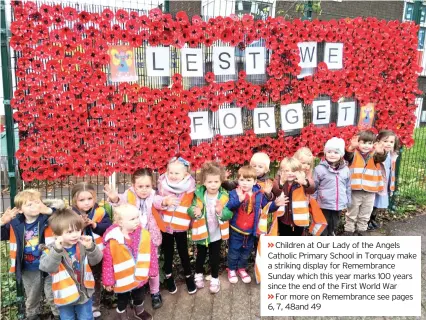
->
[100, 214, 426, 320]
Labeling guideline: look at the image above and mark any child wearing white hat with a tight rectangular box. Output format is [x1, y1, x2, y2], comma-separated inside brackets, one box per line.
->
[313, 137, 351, 236]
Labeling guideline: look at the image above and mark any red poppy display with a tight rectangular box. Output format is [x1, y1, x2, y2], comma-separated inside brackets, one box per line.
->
[9, 2, 421, 181]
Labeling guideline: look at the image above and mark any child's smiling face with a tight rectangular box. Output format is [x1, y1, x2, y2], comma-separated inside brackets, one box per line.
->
[296, 155, 312, 175]
[280, 165, 297, 182]
[167, 162, 188, 183]
[238, 176, 256, 192]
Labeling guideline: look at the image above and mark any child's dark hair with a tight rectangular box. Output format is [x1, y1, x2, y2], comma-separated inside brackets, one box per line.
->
[48, 208, 84, 236]
[377, 129, 400, 151]
[198, 161, 226, 184]
[131, 168, 154, 184]
[358, 130, 376, 143]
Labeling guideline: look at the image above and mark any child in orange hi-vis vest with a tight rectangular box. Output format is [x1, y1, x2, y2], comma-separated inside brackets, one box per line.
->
[102, 204, 152, 320]
[1, 190, 64, 320]
[271, 157, 317, 236]
[103, 168, 164, 309]
[40, 209, 102, 320]
[71, 182, 111, 319]
[344, 130, 387, 236]
[368, 130, 400, 231]
[187, 161, 233, 294]
[153, 156, 197, 295]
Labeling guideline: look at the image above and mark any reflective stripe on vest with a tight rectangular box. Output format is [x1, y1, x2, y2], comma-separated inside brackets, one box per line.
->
[49, 246, 95, 306]
[44, 227, 55, 246]
[108, 227, 151, 293]
[191, 194, 229, 241]
[127, 190, 166, 232]
[91, 207, 106, 251]
[162, 192, 194, 231]
[350, 151, 384, 192]
[292, 187, 310, 227]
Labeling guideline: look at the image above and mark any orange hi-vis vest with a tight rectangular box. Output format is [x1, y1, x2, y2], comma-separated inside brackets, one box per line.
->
[162, 192, 194, 231]
[291, 187, 310, 227]
[90, 207, 107, 251]
[9, 226, 55, 273]
[350, 150, 384, 193]
[46, 246, 95, 306]
[105, 226, 151, 293]
[191, 193, 230, 241]
[254, 197, 327, 284]
[255, 202, 285, 284]
[127, 190, 166, 232]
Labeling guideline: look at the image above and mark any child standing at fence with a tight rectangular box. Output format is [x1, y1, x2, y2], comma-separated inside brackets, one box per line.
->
[71, 182, 112, 319]
[313, 138, 351, 236]
[187, 161, 233, 293]
[153, 156, 197, 294]
[0, 190, 64, 320]
[103, 168, 164, 309]
[102, 204, 152, 320]
[344, 130, 387, 236]
[272, 158, 316, 236]
[40, 209, 103, 320]
[368, 130, 399, 231]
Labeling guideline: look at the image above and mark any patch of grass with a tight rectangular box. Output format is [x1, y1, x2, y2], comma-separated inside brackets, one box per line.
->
[394, 127, 426, 210]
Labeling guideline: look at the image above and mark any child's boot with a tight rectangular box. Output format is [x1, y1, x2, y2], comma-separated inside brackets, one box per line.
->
[166, 274, 177, 294]
[134, 303, 153, 320]
[116, 308, 129, 320]
[151, 292, 163, 309]
[185, 275, 197, 294]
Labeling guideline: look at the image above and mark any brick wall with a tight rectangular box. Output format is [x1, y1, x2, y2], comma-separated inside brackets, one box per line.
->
[275, 1, 404, 21]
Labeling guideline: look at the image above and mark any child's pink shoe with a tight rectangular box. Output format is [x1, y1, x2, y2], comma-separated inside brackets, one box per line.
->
[209, 277, 220, 294]
[194, 273, 204, 289]
[227, 269, 238, 284]
[237, 268, 251, 283]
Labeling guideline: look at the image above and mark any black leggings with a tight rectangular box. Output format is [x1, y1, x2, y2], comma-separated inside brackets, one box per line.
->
[117, 287, 145, 312]
[278, 220, 305, 236]
[195, 240, 222, 278]
[162, 231, 192, 276]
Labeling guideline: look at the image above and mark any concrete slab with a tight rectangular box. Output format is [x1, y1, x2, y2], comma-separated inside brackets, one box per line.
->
[212, 275, 232, 320]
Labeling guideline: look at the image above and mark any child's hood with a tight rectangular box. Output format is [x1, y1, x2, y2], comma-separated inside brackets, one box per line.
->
[103, 224, 141, 244]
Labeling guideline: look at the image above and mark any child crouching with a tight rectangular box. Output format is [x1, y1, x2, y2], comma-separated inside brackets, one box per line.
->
[40, 209, 103, 320]
[102, 204, 152, 320]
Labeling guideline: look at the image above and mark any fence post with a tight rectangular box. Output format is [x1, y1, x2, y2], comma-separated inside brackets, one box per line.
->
[389, 148, 402, 212]
[1, 0, 17, 207]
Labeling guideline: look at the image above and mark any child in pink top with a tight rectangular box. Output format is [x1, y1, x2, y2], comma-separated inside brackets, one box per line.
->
[104, 168, 163, 309]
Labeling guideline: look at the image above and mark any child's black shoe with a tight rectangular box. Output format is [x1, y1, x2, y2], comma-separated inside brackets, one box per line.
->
[185, 275, 197, 294]
[151, 292, 163, 309]
[367, 222, 375, 231]
[166, 275, 177, 294]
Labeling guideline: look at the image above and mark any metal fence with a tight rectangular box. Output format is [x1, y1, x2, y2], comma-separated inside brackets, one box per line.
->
[1, 0, 426, 319]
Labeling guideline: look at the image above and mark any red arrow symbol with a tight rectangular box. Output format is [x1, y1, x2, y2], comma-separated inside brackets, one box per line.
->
[268, 294, 274, 299]
[268, 242, 274, 248]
